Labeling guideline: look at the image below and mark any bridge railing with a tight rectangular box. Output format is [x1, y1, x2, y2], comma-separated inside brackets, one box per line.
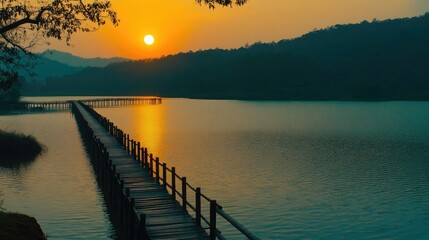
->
[72, 102, 149, 239]
[79, 101, 260, 240]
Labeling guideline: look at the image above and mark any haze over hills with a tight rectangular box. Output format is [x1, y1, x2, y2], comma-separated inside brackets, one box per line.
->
[42, 50, 128, 68]
[27, 13, 429, 100]
[18, 56, 83, 83]
[18, 50, 129, 84]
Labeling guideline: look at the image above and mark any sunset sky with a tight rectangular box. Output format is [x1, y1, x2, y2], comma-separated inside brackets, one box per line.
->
[42, 0, 429, 59]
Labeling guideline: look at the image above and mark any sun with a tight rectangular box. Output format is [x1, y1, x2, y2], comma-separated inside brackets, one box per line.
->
[144, 34, 155, 45]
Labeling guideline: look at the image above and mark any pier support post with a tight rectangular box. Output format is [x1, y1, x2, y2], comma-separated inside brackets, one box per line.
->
[210, 200, 217, 240]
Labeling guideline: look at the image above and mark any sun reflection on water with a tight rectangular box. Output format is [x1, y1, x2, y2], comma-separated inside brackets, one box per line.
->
[131, 103, 165, 160]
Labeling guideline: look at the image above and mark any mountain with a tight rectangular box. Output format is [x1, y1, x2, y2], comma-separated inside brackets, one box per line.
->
[19, 50, 129, 95]
[18, 56, 83, 83]
[42, 50, 128, 68]
[37, 13, 429, 100]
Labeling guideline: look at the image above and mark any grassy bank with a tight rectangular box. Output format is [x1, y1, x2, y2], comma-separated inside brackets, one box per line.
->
[0, 212, 47, 240]
[0, 130, 44, 167]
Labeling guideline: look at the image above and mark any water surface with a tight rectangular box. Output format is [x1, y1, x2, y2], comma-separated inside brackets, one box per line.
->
[97, 99, 429, 239]
[2, 98, 429, 239]
[0, 111, 115, 239]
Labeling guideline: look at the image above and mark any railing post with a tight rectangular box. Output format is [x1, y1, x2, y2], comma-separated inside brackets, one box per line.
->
[210, 200, 217, 240]
[127, 134, 130, 153]
[162, 163, 167, 190]
[144, 148, 149, 170]
[155, 157, 160, 183]
[150, 154, 154, 177]
[140, 148, 145, 169]
[172, 167, 176, 201]
[123, 133, 126, 148]
[196, 187, 201, 226]
[137, 142, 141, 161]
[182, 177, 187, 211]
[131, 140, 134, 156]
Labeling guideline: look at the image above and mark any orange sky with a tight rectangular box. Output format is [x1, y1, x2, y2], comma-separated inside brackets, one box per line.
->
[42, 0, 429, 59]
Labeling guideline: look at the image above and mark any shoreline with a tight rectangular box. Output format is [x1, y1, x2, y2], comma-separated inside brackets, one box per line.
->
[0, 212, 46, 240]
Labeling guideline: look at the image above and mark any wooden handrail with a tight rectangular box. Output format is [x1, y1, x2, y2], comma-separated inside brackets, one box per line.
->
[217, 207, 261, 240]
[78, 101, 259, 240]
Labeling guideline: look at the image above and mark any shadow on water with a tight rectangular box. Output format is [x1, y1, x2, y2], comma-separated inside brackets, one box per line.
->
[0, 109, 68, 116]
[0, 156, 41, 169]
[0, 191, 4, 212]
[74, 115, 118, 239]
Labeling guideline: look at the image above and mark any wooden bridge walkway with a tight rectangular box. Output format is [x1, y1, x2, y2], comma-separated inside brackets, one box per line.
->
[73, 101, 209, 240]
[1, 97, 161, 112]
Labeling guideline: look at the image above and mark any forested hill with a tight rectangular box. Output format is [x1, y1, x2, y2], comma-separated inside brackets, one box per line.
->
[42, 50, 127, 68]
[38, 13, 429, 100]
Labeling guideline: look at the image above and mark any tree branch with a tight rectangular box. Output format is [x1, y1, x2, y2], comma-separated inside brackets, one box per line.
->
[0, 7, 51, 35]
[1, 33, 29, 53]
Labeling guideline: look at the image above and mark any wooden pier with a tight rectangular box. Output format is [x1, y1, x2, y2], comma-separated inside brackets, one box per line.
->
[1, 97, 161, 112]
[81, 98, 161, 108]
[72, 101, 259, 240]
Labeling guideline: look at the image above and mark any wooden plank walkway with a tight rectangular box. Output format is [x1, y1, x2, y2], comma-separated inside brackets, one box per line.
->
[73, 101, 209, 240]
[2, 97, 161, 112]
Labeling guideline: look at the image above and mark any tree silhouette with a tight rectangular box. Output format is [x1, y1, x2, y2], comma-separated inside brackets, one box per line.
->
[0, 0, 246, 97]
[0, 0, 118, 95]
[197, 0, 247, 9]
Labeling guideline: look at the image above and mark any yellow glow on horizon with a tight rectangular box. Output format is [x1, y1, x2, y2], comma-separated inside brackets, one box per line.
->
[43, 0, 429, 59]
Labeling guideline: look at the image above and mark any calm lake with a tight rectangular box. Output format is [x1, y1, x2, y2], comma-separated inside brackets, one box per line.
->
[1, 98, 429, 239]
[0, 108, 115, 239]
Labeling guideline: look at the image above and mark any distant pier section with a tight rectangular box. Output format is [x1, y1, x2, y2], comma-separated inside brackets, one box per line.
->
[0, 97, 162, 112]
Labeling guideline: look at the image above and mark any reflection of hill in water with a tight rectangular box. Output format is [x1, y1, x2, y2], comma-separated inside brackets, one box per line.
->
[0, 156, 40, 169]
[0, 131, 45, 169]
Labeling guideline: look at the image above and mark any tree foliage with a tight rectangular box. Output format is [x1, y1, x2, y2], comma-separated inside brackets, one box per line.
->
[0, 0, 115, 98]
[0, 0, 119, 96]
[197, 0, 247, 9]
